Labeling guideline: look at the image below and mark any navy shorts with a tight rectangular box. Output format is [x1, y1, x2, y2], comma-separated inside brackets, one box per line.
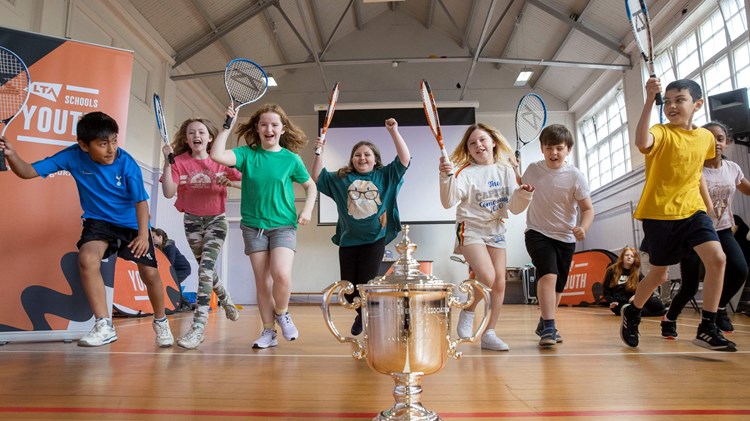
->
[640, 211, 719, 266]
[77, 218, 158, 268]
[525, 229, 576, 293]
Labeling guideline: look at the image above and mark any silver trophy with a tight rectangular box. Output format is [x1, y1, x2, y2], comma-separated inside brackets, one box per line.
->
[322, 225, 490, 420]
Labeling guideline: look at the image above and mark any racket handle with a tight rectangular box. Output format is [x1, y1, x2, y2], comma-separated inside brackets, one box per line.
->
[515, 150, 521, 160]
[650, 73, 663, 106]
[223, 115, 233, 130]
[441, 148, 453, 176]
[315, 131, 327, 156]
[0, 149, 6, 171]
[168, 152, 175, 165]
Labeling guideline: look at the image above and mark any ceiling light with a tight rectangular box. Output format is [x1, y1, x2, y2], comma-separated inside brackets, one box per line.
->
[514, 67, 533, 86]
[267, 73, 278, 87]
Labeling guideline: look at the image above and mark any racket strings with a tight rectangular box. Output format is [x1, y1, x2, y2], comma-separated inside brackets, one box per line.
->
[226, 62, 267, 103]
[516, 98, 545, 140]
[0, 51, 29, 119]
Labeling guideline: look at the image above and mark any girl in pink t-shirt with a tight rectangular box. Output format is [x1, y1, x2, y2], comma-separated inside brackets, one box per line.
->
[160, 117, 242, 350]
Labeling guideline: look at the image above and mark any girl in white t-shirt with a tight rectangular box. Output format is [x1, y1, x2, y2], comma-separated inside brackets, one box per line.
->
[666, 121, 750, 337]
[438, 123, 534, 351]
[160, 118, 242, 349]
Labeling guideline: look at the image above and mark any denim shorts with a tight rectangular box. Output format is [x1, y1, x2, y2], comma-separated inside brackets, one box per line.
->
[640, 211, 719, 266]
[240, 224, 297, 254]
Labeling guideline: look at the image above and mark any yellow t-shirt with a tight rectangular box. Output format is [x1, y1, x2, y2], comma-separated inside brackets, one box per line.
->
[633, 124, 715, 220]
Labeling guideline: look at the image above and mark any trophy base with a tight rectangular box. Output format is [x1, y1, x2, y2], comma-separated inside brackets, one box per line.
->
[375, 403, 440, 421]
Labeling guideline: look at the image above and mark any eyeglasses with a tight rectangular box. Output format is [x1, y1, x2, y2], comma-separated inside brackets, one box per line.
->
[348, 189, 379, 200]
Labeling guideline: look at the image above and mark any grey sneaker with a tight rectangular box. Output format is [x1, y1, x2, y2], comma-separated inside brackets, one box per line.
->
[539, 327, 559, 347]
[456, 310, 474, 338]
[78, 319, 117, 347]
[177, 325, 205, 349]
[481, 330, 510, 351]
[535, 317, 563, 342]
[153, 318, 174, 348]
[252, 328, 278, 349]
[275, 312, 299, 341]
[222, 298, 240, 322]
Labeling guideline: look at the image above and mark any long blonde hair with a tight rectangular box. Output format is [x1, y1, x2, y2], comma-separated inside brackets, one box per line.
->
[171, 118, 218, 156]
[235, 103, 308, 153]
[606, 247, 641, 292]
[450, 123, 516, 167]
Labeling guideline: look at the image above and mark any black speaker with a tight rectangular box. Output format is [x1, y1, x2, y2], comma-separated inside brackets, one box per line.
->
[708, 88, 750, 137]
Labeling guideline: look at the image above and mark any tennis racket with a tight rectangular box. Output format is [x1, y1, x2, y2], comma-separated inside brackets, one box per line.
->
[223, 58, 268, 129]
[0, 46, 30, 172]
[514, 93, 547, 160]
[625, 0, 662, 105]
[420, 79, 452, 175]
[315, 81, 340, 156]
[152, 94, 174, 164]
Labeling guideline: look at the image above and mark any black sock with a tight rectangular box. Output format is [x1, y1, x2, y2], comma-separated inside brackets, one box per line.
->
[543, 319, 555, 330]
[626, 304, 642, 317]
[702, 310, 717, 323]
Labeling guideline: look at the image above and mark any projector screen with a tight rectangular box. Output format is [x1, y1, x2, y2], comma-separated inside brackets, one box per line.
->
[316, 106, 475, 225]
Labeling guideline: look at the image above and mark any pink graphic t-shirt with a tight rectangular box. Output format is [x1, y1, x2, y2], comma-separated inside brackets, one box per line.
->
[168, 153, 241, 216]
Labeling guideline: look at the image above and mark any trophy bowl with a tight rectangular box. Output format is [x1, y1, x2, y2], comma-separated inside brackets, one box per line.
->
[321, 226, 490, 420]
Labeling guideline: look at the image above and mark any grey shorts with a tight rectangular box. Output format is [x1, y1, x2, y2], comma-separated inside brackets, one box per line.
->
[240, 224, 297, 254]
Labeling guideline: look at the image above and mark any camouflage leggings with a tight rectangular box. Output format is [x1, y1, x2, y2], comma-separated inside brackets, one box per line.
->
[184, 213, 232, 327]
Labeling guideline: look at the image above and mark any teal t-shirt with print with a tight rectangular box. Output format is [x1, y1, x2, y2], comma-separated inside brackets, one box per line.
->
[233, 145, 310, 229]
[317, 157, 408, 246]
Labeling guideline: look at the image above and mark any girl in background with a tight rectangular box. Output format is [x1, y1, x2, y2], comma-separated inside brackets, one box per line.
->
[212, 104, 316, 349]
[439, 123, 534, 351]
[603, 247, 665, 317]
[151, 227, 192, 312]
[160, 118, 242, 349]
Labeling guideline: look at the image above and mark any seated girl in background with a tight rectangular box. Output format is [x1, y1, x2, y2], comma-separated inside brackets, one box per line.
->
[603, 247, 665, 317]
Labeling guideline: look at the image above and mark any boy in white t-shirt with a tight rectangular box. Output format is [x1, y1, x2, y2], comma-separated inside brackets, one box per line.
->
[521, 124, 594, 347]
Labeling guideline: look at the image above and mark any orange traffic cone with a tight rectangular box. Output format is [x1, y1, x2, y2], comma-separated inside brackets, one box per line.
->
[210, 291, 218, 310]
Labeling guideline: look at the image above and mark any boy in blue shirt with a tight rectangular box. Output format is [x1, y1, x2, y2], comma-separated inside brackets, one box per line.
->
[0, 112, 174, 348]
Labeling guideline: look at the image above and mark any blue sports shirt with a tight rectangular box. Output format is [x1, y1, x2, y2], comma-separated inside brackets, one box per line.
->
[32, 144, 149, 230]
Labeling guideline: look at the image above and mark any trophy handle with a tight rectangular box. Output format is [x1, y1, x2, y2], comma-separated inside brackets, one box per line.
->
[447, 279, 491, 359]
[321, 281, 367, 359]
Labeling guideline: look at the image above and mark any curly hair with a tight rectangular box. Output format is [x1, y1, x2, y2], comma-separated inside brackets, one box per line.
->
[170, 118, 218, 157]
[606, 247, 641, 292]
[336, 141, 383, 178]
[449, 123, 516, 167]
[234, 103, 308, 153]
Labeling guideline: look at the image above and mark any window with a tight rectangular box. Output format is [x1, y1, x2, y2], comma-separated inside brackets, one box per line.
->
[578, 88, 630, 191]
[721, 0, 748, 41]
[735, 41, 750, 90]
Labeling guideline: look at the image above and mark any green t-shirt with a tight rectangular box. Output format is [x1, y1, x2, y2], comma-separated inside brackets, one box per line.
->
[317, 157, 408, 247]
[233, 146, 310, 229]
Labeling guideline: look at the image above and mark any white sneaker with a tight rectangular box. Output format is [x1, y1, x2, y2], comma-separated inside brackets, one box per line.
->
[481, 330, 510, 351]
[78, 319, 117, 347]
[177, 325, 205, 349]
[153, 318, 174, 348]
[457, 310, 475, 338]
[275, 312, 299, 341]
[222, 298, 240, 322]
[252, 328, 278, 349]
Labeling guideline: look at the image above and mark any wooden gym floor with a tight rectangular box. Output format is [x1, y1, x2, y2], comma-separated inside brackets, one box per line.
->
[0, 304, 749, 420]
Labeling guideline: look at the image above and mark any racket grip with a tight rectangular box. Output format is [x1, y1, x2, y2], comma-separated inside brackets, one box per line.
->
[441, 148, 453, 176]
[223, 115, 233, 130]
[315, 131, 327, 156]
[649, 73, 663, 106]
[0, 149, 6, 171]
[168, 152, 175, 165]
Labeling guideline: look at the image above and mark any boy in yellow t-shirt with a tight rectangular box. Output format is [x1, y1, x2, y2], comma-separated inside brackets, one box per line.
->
[620, 78, 734, 352]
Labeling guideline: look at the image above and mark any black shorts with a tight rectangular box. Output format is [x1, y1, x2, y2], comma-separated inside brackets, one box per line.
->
[77, 218, 158, 268]
[525, 229, 576, 293]
[640, 211, 719, 266]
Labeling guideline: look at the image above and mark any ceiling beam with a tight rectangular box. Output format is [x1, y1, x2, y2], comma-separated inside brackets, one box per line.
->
[173, 0, 276, 67]
[426, 0, 436, 29]
[437, 0, 466, 47]
[476, 0, 515, 57]
[294, 0, 328, 89]
[353, 0, 364, 31]
[262, 8, 292, 65]
[461, 0, 479, 50]
[527, 0, 630, 60]
[189, 0, 236, 61]
[460, 0, 497, 100]
[171, 55, 630, 82]
[320, 0, 355, 58]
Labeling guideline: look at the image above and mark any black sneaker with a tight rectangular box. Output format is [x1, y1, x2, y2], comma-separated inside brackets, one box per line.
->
[716, 309, 734, 333]
[351, 314, 363, 336]
[620, 304, 641, 347]
[692, 321, 736, 351]
[660, 319, 678, 339]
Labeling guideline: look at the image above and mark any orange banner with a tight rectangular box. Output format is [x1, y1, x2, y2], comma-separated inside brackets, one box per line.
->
[560, 249, 618, 306]
[0, 28, 134, 337]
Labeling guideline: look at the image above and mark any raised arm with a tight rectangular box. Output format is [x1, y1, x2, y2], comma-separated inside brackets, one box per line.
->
[385, 118, 410, 167]
[311, 136, 325, 183]
[211, 105, 238, 167]
[160, 144, 178, 198]
[634, 78, 660, 151]
[0, 137, 39, 179]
